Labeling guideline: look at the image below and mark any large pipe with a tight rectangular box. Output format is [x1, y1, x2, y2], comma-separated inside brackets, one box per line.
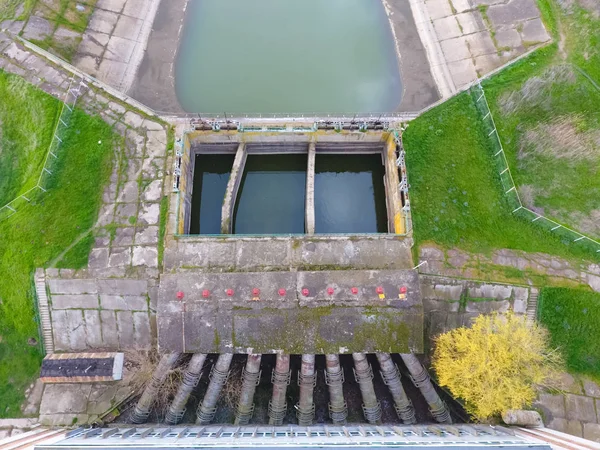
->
[376, 353, 416, 424]
[131, 352, 180, 424]
[400, 353, 451, 424]
[165, 353, 207, 424]
[234, 354, 262, 425]
[196, 353, 233, 424]
[325, 354, 347, 424]
[296, 354, 316, 425]
[269, 353, 291, 425]
[352, 353, 382, 424]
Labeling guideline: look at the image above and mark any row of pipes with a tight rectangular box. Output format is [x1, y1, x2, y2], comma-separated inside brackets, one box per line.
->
[131, 353, 451, 425]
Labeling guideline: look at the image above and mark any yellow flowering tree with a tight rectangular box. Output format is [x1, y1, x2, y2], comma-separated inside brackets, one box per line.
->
[432, 312, 562, 422]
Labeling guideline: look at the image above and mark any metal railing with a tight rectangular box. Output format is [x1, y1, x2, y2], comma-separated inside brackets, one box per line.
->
[471, 82, 600, 256]
[0, 76, 86, 221]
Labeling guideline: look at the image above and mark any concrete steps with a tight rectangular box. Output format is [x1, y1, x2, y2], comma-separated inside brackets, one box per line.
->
[526, 288, 539, 323]
[34, 270, 54, 355]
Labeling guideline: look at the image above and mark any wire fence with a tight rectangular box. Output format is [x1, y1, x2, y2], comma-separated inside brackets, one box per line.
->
[471, 82, 600, 256]
[0, 76, 87, 222]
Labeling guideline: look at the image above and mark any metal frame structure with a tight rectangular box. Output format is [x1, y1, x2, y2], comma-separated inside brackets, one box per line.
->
[33, 425, 552, 450]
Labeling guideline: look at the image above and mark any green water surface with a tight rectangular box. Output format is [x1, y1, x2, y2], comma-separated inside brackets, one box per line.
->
[175, 0, 402, 113]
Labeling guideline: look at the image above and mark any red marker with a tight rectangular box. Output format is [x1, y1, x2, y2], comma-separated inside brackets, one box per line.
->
[226, 289, 234, 297]
[327, 287, 335, 295]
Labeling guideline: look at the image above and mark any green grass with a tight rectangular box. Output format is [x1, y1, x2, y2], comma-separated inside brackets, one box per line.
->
[483, 46, 600, 239]
[403, 91, 596, 261]
[538, 287, 600, 379]
[0, 70, 60, 206]
[405, 0, 600, 261]
[0, 70, 115, 417]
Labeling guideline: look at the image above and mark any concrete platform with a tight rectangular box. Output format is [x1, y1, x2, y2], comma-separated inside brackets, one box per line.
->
[157, 270, 424, 354]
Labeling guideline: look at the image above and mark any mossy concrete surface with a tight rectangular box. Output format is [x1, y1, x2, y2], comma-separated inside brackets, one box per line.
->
[157, 269, 424, 354]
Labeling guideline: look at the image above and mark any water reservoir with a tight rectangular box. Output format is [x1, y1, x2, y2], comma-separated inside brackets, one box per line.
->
[190, 154, 235, 234]
[233, 154, 307, 234]
[314, 154, 387, 233]
[175, 0, 402, 113]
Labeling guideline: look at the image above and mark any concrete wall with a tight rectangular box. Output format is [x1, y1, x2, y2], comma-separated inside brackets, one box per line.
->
[419, 275, 531, 349]
[164, 235, 414, 272]
[158, 269, 424, 354]
[45, 274, 155, 352]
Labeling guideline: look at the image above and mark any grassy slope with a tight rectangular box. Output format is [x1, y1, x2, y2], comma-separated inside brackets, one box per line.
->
[0, 71, 59, 206]
[0, 70, 115, 417]
[538, 287, 600, 379]
[404, 0, 600, 261]
[482, 5, 600, 239]
[403, 91, 594, 261]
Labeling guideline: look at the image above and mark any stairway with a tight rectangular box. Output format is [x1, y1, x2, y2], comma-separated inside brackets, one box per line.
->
[34, 270, 54, 355]
[526, 288, 539, 324]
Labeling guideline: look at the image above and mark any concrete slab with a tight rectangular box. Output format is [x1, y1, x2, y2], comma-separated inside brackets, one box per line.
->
[112, 15, 142, 41]
[487, 0, 541, 29]
[88, 248, 109, 270]
[583, 379, 600, 398]
[132, 246, 158, 267]
[105, 36, 137, 63]
[521, 17, 550, 42]
[133, 312, 152, 348]
[456, 11, 487, 34]
[583, 423, 600, 443]
[122, 0, 151, 19]
[465, 31, 497, 56]
[123, 111, 144, 128]
[450, 0, 472, 13]
[142, 157, 165, 179]
[100, 295, 148, 310]
[433, 16, 463, 40]
[113, 226, 135, 247]
[97, 0, 127, 13]
[51, 294, 99, 310]
[235, 239, 290, 270]
[51, 310, 70, 351]
[139, 202, 160, 225]
[77, 33, 105, 57]
[22, 16, 52, 41]
[108, 246, 132, 268]
[141, 179, 163, 202]
[426, 0, 454, 20]
[66, 310, 87, 351]
[40, 384, 90, 415]
[48, 279, 98, 295]
[84, 310, 104, 348]
[145, 137, 166, 158]
[114, 202, 138, 223]
[100, 311, 120, 348]
[134, 226, 159, 245]
[440, 36, 471, 62]
[116, 311, 135, 347]
[566, 394, 597, 422]
[97, 279, 147, 296]
[117, 180, 138, 203]
[88, 9, 119, 34]
[473, 52, 503, 74]
[97, 58, 128, 90]
[495, 28, 522, 48]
